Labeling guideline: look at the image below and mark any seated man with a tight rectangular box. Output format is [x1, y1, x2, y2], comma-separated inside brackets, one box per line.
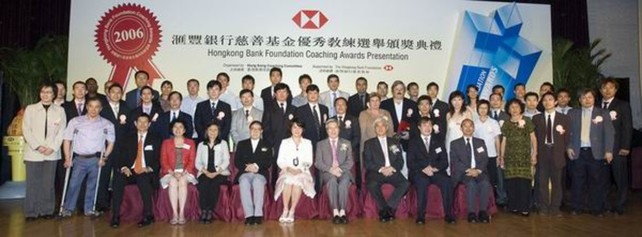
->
[450, 119, 491, 223]
[407, 117, 455, 224]
[110, 113, 161, 228]
[364, 117, 410, 222]
[315, 119, 354, 224]
[234, 121, 273, 225]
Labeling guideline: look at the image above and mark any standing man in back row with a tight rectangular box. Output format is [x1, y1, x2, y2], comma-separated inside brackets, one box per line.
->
[320, 74, 349, 118]
[261, 67, 292, 111]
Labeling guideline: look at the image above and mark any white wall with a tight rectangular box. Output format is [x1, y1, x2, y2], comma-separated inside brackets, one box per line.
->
[587, 0, 641, 128]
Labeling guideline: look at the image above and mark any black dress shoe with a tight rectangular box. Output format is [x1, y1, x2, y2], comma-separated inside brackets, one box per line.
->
[110, 217, 120, 228]
[613, 208, 624, 215]
[41, 214, 54, 220]
[379, 211, 390, 223]
[387, 209, 396, 220]
[254, 216, 263, 225]
[25, 217, 38, 221]
[479, 211, 490, 223]
[571, 210, 582, 216]
[205, 210, 213, 223]
[415, 218, 425, 225]
[445, 215, 456, 224]
[332, 215, 341, 224]
[137, 216, 153, 227]
[340, 215, 348, 224]
[467, 213, 478, 223]
[245, 217, 253, 225]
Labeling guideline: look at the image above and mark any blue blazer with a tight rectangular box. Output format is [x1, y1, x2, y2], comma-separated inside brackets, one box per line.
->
[154, 111, 194, 140]
[125, 88, 160, 109]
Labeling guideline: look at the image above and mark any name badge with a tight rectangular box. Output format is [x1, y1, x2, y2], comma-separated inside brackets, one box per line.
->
[435, 147, 442, 154]
[182, 144, 191, 149]
[476, 147, 485, 153]
[261, 147, 268, 152]
[174, 168, 184, 173]
[144, 145, 153, 151]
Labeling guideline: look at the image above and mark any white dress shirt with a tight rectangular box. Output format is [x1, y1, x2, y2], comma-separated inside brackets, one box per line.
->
[379, 136, 391, 167]
[474, 118, 501, 157]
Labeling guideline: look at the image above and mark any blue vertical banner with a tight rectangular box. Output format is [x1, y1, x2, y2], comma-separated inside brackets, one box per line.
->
[447, 3, 543, 100]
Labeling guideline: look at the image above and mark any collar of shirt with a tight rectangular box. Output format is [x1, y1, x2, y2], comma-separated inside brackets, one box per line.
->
[243, 106, 253, 111]
[463, 136, 473, 141]
[545, 111, 556, 120]
[138, 132, 148, 141]
[251, 138, 259, 150]
[142, 103, 152, 110]
[422, 134, 431, 141]
[309, 103, 319, 109]
[109, 101, 120, 107]
[336, 113, 346, 119]
[582, 106, 594, 113]
[603, 97, 614, 104]
[74, 98, 85, 104]
[170, 109, 180, 114]
[209, 99, 219, 105]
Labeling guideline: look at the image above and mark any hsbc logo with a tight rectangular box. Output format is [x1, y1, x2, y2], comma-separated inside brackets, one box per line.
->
[292, 10, 328, 29]
[383, 65, 394, 71]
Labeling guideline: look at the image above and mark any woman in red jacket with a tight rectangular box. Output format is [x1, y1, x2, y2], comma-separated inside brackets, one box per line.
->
[160, 119, 197, 224]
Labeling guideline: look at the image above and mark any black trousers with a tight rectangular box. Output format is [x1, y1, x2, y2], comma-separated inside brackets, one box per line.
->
[413, 173, 453, 217]
[537, 145, 563, 212]
[366, 172, 409, 212]
[571, 148, 608, 213]
[111, 171, 155, 218]
[505, 178, 531, 213]
[197, 175, 227, 211]
[605, 153, 628, 211]
[95, 158, 113, 210]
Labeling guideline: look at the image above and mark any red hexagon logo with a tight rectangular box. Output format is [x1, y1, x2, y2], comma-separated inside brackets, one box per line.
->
[383, 65, 394, 71]
[292, 10, 328, 29]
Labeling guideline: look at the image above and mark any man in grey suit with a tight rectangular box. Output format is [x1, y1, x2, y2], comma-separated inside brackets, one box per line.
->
[231, 89, 263, 146]
[315, 119, 354, 224]
[567, 89, 614, 216]
[320, 74, 350, 118]
[364, 117, 409, 222]
[450, 119, 491, 223]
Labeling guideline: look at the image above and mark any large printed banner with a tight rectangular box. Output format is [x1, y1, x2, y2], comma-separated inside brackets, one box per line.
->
[68, 0, 551, 99]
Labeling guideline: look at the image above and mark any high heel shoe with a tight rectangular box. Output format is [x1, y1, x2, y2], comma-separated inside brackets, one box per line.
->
[170, 217, 178, 225]
[286, 211, 295, 223]
[279, 211, 289, 223]
[178, 216, 186, 225]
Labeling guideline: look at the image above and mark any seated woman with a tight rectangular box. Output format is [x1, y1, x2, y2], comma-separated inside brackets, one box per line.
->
[195, 122, 230, 223]
[160, 119, 197, 225]
[274, 118, 316, 223]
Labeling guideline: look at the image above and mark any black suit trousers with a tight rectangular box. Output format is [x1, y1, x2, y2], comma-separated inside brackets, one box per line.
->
[111, 171, 155, 218]
[413, 172, 453, 217]
[537, 145, 563, 212]
[366, 172, 409, 212]
[571, 149, 608, 212]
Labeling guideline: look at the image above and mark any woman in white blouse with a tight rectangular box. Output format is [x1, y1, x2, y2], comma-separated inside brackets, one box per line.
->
[22, 82, 67, 220]
[445, 91, 474, 174]
[274, 118, 316, 223]
[195, 122, 230, 224]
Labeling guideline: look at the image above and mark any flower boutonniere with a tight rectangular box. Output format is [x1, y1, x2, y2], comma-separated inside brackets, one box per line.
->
[152, 113, 159, 122]
[345, 120, 352, 129]
[119, 114, 127, 124]
[517, 119, 525, 128]
[593, 115, 603, 124]
[406, 108, 413, 117]
[217, 111, 225, 120]
[432, 124, 440, 134]
[288, 114, 294, 120]
[433, 109, 440, 117]
[609, 111, 617, 120]
[340, 143, 348, 151]
[556, 125, 565, 134]
[389, 144, 400, 153]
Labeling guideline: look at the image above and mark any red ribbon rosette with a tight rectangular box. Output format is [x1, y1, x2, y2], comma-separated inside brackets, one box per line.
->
[95, 3, 163, 89]
[397, 120, 410, 134]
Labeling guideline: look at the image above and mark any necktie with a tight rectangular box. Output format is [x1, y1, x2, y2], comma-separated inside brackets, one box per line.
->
[423, 136, 430, 153]
[466, 138, 476, 168]
[77, 103, 83, 115]
[114, 105, 119, 118]
[603, 102, 609, 109]
[581, 110, 590, 145]
[171, 111, 177, 122]
[493, 111, 498, 120]
[211, 102, 216, 117]
[331, 139, 339, 167]
[360, 94, 365, 108]
[134, 135, 144, 174]
[245, 109, 250, 119]
[546, 114, 552, 144]
[136, 89, 141, 106]
[331, 92, 337, 116]
[338, 115, 343, 125]
[313, 105, 320, 125]
[280, 103, 285, 115]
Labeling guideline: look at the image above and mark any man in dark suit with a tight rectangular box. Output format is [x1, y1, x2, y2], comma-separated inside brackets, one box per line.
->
[154, 91, 194, 140]
[127, 86, 164, 132]
[532, 92, 570, 216]
[450, 119, 491, 223]
[364, 117, 409, 222]
[110, 114, 161, 228]
[234, 121, 273, 225]
[85, 77, 107, 103]
[599, 79, 633, 215]
[260, 67, 292, 111]
[380, 81, 419, 150]
[62, 81, 88, 123]
[426, 82, 449, 140]
[125, 70, 160, 109]
[95, 83, 131, 213]
[407, 117, 454, 224]
[567, 89, 614, 216]
[194, 80, 232, 142]
[333, 97, 361, 187]
[261, 83, 296, 185]
[488, 92, 508, 206]
[294, 84, 329, 152]
[347, 77, 369, 118]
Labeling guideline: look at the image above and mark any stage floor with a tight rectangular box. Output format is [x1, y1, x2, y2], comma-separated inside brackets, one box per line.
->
[2, 193, 642, 237]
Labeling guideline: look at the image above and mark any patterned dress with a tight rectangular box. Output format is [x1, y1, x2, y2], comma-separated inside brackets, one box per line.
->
[501, 117, 534, 179]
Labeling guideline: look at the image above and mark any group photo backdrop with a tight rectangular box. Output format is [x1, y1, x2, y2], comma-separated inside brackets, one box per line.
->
[67, 0, 552, 100]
